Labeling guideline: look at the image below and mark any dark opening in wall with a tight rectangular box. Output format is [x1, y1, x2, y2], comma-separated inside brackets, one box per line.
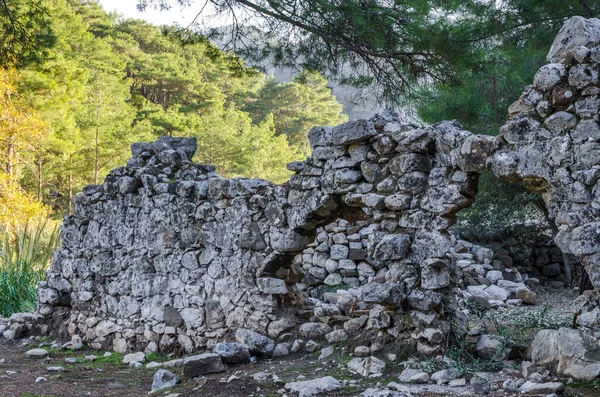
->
[453, 171, 592, 292]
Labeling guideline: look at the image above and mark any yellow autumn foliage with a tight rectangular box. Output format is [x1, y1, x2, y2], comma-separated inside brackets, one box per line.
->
[0, 68, 47, 178]
[0, 173, 50, 233]
[0, 68, 50, 233]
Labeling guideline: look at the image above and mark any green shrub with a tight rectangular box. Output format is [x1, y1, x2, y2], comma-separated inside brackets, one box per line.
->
[0, 221, 60, 317]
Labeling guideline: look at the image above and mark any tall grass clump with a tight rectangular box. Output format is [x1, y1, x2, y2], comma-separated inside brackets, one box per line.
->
[0, 221, 60, 317]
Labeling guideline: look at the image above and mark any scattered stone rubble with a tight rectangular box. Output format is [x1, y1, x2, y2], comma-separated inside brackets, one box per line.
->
[3, 14, 600, 396]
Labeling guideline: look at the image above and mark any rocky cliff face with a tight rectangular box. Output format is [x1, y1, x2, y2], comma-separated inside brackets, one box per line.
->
[37, 16, 600, 354]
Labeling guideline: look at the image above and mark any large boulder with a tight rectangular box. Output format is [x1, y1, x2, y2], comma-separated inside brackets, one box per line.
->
[528, 328, 600, 380]
[213, 342, 250, 365]
[547, 16, 600, 62]
[183, 353, 225, 378]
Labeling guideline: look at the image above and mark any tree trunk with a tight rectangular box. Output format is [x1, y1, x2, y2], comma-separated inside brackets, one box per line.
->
[37, 157, 43, 202]
[68, 170, 73, 216]
[6, 138, 15, 177]
[94, 126, 99, 185]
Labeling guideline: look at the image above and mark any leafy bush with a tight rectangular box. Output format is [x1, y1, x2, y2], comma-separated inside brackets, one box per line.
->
[0, 221, 60, 316]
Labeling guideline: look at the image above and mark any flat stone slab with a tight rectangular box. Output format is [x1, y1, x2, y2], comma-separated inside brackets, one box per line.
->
[25, 349, 48, 358]
[285, 376, 341, 397]
[183, 353, 225, 378]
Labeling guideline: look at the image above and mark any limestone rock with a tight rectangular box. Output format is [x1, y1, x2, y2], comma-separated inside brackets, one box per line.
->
[299, 323, 332, 339]
[325, 329, 347, 343]
[213, 342, 250, 365]
[183, 353, 225, 378]
[25, 349, 48, 358]
[476, 335, 503, 360]
[430, 368, 461, 385]
[62, 335, 83, 350]
[347, 356, 386, 376]
[398, 368, 427, 383]
[533, 64, 566, 91]
[547, 16, 600, 62]
[284, 376, 341, 397]
[122, 352, 145, 364]
[528, 328, 600, 380]
[332, 120, 376, 146]
[151, 369, 179, 391]
[235, 328, 275, 356]
[361, 388, 412, 397]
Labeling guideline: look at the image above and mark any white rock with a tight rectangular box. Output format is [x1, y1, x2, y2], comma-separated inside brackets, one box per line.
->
[62, 335, 83, 350]
[449, 378, 467, 387]
[318, 346, 334, 361]
[547, 16, 600, 62]
[485, 270, 503, 284]
[25, 349, 48, 358]
[533, 64, 566, 91]
[151, 369, 179, 391]
[284, 376, 341, 397]
[122, 352, 145, 364]
[485, 285, 509, 301]
[398, 368, 427, 383]
[146, 361, 163, 369]
[347, 356, 386, 377]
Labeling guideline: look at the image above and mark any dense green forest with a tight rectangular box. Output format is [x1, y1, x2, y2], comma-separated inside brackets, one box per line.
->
[0, 0, 347, 225]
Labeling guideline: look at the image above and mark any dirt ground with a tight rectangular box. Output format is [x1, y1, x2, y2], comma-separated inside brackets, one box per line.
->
[0, 338, 443, 397]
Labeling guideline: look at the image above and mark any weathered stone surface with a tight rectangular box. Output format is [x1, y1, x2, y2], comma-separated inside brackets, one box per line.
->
[528, 328, 600, 380]
[36, 17, 600, 360]
[183, 353, 225, 377]
[151, 369, 179, 391]
[347, 356, 386, 376]
[332, 120, 377, 146]
[547, 16, 600, 62]
[476, 335, 503, 360]
[519, 381, 565, 395]
[235, 329, 275, 356]
[533, 64, 566, 91]
[284, 376, 341, 397]
[398, 368, 429, 383]
[123, 352, 145, 364]
[213, 342, 250, 365]
[257, 278, 288, 294]
[299, 323, 332, 339]
[25, 349, 48, 358]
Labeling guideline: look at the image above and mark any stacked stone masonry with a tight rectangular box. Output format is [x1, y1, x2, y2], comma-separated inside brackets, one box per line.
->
[38, 16, 600, 353]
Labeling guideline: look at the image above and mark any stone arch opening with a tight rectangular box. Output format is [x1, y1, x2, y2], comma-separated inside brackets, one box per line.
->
[451, 171, 584, 292]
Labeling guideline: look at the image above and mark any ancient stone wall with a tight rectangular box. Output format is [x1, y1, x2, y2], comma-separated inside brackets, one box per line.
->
[37, 16, 600, 354]
[39, 110, 496, 353]
[492, 16, 600, 290]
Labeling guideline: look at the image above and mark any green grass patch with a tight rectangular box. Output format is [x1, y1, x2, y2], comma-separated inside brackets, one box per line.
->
[568, 379, 600, 391]
[93, 352, 125, 365]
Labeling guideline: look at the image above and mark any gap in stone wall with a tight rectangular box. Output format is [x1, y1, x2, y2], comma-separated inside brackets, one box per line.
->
[450, 173, 588, 295]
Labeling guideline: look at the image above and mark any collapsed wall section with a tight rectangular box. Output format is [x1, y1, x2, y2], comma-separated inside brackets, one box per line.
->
[38, 110, 498, 353]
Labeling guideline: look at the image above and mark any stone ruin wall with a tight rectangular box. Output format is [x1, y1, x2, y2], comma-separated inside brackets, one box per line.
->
[37, 16, 600, 353]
